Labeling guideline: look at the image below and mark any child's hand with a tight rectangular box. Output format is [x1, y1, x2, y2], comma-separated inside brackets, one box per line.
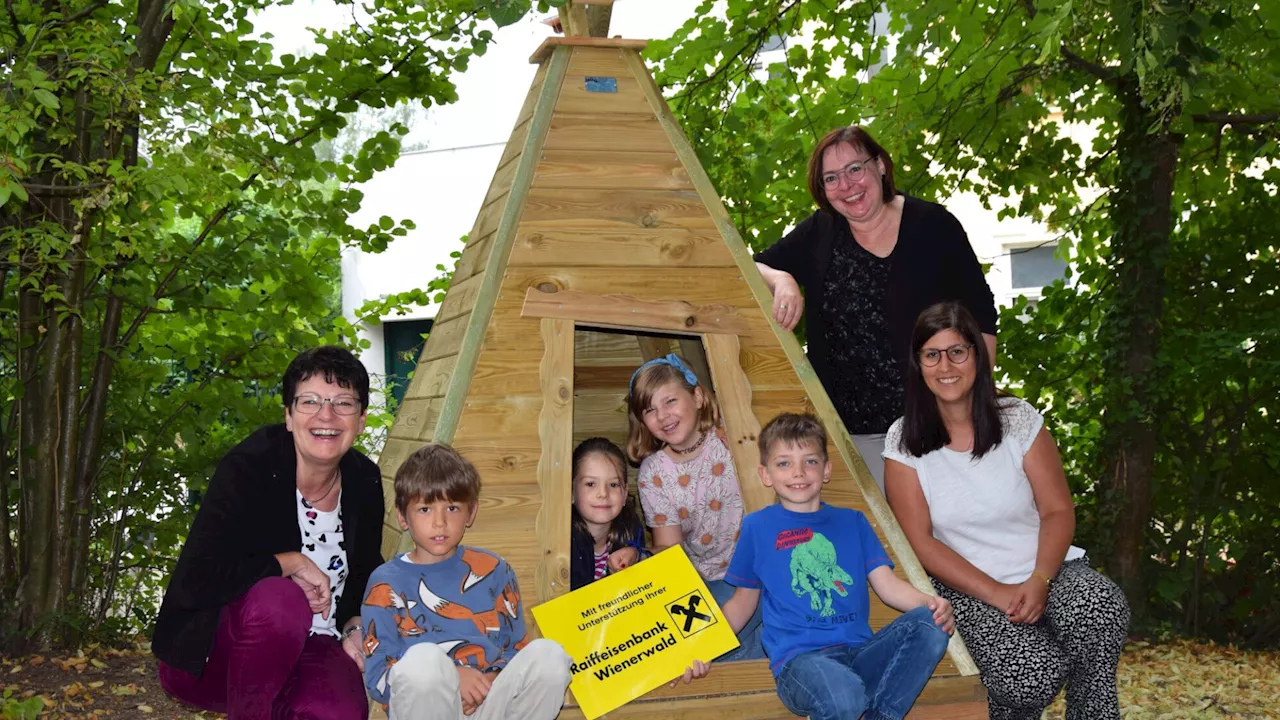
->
[927, 595, 955, 635]
[668, 659, 710, 687]
[456, 665, 493, 715]
[607, 547, 639, 573]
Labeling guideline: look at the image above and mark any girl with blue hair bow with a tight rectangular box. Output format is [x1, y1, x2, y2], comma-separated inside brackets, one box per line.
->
[625, 354, 764, 661]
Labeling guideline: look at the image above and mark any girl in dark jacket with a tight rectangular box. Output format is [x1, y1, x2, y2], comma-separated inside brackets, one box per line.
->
[569, 437, 648, 589]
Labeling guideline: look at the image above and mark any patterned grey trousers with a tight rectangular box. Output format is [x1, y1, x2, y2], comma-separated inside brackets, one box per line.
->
[933, 558, 1130, 720]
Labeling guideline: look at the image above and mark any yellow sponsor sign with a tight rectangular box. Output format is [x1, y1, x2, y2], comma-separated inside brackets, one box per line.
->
[531, 545, 739, 719]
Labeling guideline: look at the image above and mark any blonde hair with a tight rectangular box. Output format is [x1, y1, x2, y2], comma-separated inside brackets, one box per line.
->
[625, 357, 722, 463]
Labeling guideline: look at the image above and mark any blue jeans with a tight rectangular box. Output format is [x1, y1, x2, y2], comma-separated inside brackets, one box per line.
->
[706, 578, 766, 661]
[774, 606, 949, 720]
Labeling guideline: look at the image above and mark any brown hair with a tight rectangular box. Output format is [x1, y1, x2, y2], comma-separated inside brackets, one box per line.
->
[758, 413, 829, 462]
[571, 438, 643, 552]
[625, 357, 721, 463]
[806, 125, 896, 217]
[394, 443, 481, 514]
[901, 301, 1003, 458]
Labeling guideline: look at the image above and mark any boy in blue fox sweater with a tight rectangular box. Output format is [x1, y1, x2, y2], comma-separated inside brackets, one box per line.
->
[360, 444, 570, 720]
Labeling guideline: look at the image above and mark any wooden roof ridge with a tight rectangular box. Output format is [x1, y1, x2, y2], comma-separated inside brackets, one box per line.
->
[530, 36, 648, 64]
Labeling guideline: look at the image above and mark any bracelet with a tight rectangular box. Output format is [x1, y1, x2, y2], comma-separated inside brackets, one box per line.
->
[1034, 571, 1054, 587]
[342, 624, 361, 639]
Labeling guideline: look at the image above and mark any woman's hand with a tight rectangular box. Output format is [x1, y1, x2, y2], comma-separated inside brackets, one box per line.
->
[341, 625, 365, 671]
[1006, 577, 1049, 624]
[669, 659, 710, 687]
[457, 665, 493, 716]
[279, 552, 332, 619]
[926, 595, 955, 635]
[985, 582, 1019, 615]
[607, 547, 639, 573]
[769, 272, 804, 331]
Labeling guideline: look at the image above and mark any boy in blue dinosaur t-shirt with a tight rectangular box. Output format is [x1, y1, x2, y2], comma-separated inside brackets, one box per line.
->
[360, 444, 571, 720]
[680, 413, 954, 720]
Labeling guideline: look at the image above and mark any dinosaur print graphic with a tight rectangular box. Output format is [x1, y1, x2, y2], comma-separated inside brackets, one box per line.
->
[789, 531, 854, 617]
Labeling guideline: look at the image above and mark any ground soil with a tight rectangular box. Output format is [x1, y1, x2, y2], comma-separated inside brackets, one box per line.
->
[3, 639, 1277, 719]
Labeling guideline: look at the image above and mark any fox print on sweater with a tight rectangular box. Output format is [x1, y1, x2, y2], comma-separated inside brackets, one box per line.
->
[360, 547, 529, 705]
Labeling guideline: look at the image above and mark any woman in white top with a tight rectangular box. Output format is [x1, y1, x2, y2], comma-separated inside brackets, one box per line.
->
[882, 302, 1128, 720]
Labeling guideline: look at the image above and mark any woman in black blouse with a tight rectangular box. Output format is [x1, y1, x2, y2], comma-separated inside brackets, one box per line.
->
[755, 126, 997, 492]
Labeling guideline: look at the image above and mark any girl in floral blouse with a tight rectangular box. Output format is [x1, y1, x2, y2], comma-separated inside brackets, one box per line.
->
[626, 354, 763, 661]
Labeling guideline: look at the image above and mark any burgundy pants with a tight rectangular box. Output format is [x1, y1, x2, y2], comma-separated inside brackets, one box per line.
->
[158, 576, 368, 720]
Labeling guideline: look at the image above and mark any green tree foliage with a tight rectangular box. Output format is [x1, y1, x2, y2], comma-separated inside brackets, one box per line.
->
[0, 0, 558, 648]
[651, 0, 1278, 642]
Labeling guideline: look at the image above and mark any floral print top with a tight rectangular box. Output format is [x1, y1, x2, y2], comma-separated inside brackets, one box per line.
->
[636, 430, 744, 581]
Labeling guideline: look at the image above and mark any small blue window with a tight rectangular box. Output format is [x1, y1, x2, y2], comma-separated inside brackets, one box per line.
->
[585, 76, 618, 93]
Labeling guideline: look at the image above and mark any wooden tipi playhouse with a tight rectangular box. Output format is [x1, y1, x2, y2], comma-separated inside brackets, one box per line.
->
[374, 4, 986, 717]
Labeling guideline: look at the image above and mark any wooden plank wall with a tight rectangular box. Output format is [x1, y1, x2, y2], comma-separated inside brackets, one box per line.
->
[374, 61, 553, 558]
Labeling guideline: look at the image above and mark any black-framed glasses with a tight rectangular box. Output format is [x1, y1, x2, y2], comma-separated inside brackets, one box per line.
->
[821, 157, 875, 188]
[293, 393, 362, 416]
[919, 344, 975, 367]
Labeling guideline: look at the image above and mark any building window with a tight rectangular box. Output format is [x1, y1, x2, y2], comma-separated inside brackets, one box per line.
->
[384, 318, 433, 406]
[1009, 244, 1067, 290]
[761, 34, 786, 52]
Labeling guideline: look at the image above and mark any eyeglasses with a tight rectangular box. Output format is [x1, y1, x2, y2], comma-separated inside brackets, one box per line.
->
[292, 393, 362, 416]
[919, 344, 975, 367]
[821, 157, 875, 188]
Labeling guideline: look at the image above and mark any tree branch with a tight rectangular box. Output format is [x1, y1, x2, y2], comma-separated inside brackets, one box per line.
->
[669, 0, 802, 100]
[21, 181, 110, 197]
[1060, 46, 1119, 84]
[1190, 112, 1279, 126]
[55, 0, 109, 28]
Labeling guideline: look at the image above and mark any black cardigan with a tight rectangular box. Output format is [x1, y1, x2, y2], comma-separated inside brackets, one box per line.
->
[152, 424, 385, 676]
[755, 194, 998, 388]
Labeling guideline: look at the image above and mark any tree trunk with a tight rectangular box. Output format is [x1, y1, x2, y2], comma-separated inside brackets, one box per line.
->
[18, 272, 56, 631]
[1097, 79, 1181, 624]
[586, 4, 613, 37]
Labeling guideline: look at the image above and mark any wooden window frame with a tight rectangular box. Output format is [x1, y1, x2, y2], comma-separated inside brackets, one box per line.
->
[524, 289, 777, 705]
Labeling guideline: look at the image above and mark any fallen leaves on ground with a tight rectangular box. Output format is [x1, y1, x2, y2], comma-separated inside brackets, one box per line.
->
[1, 637, 1277, 718]
[0, 641, 215, 719]
[1048, 639, 1280, 719]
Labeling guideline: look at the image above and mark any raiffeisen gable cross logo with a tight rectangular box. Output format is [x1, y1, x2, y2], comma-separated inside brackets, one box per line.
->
[665, 590, 717, 638]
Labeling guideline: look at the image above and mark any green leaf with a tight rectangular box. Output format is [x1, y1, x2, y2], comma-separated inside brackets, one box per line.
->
[477, 0, 531, 27]
[32, 88, 59, 110]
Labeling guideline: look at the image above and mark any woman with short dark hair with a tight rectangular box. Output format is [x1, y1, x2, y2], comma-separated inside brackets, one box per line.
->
[153, 345, 384, 719]
[883, 302, 1128, 719]
[754, 126, 997, 491]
